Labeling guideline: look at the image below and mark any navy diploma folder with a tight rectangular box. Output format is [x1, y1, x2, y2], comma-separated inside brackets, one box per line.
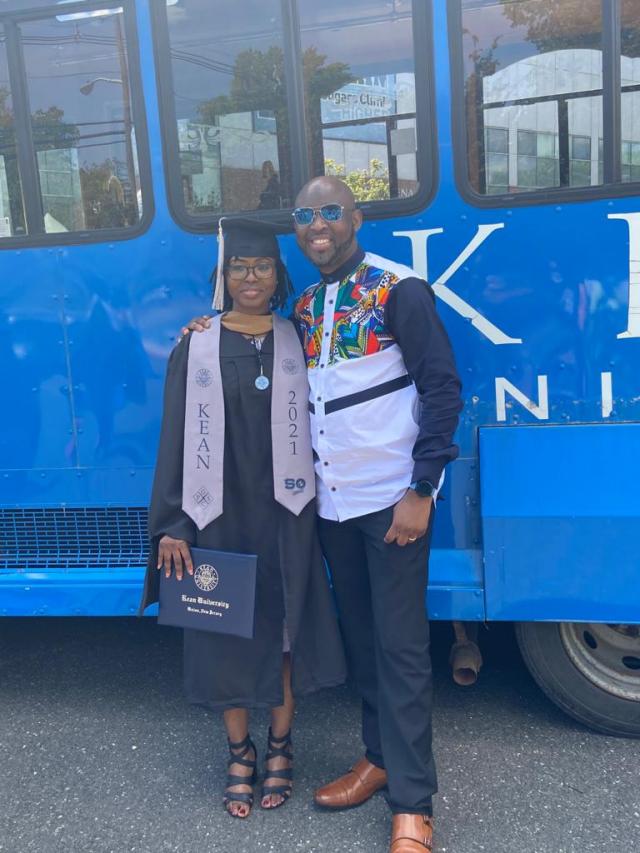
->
[158, 547, 257, 639]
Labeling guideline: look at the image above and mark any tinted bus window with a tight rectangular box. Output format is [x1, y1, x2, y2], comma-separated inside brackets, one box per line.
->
[0, 4, 145, 240]
[159, 0, 428, 220]
[20, 7, 142, 234]
[0, 26, 25, 237]
[460, 0, 605, 195]
[622, 3, 640, 183]
[165, 0, 293, 216]
[299, 0, 419, 201]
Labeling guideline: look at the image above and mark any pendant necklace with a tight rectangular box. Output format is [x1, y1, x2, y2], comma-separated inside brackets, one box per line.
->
[251, 335, 270, 390]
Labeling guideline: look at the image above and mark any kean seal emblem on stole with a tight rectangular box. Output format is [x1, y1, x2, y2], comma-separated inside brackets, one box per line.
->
[195, 368, 213, 388]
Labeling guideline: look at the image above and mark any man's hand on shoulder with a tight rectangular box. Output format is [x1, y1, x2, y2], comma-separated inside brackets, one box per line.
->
[384, 490, 433, 547]
[178, 315, 211, 341]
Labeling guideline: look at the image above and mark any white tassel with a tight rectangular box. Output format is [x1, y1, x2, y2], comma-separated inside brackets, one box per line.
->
[212, 218, 225, 311]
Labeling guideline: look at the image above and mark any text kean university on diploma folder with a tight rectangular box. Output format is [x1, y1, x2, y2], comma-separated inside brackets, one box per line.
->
[158, 548, 257, 639]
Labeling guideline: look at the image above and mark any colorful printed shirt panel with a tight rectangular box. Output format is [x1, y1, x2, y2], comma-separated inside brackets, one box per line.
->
[294, 261, 401, 369]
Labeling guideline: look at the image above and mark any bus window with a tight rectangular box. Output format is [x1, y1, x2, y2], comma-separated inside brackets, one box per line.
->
[157, 0, 431, 222]
[18, 7, 142, 234]
[299, 0, 419, 202]
[622, 4, 640, 184]
[163, 0, 293, 217]
[0, 26, 26, 238]
[459, 0, 606, 196]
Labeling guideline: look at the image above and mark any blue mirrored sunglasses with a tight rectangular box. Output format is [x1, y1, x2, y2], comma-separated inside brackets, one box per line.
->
[292, 203, 348, 226]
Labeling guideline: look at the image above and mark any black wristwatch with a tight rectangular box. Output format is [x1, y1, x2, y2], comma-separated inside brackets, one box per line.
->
[408, 479, 437, 498]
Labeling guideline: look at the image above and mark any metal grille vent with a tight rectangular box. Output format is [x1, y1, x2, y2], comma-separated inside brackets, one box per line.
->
[0, 507, 148, 570]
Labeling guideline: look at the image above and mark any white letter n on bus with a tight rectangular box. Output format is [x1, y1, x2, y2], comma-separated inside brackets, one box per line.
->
[495, 376, 549, 422]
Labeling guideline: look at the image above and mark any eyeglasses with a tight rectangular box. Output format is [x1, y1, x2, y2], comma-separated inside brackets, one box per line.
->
[292, 204, 352, 227]
[227, 261, 276, 280]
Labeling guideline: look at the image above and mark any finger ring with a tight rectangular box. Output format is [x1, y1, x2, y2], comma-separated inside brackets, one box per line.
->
[408, 536, 417, 542]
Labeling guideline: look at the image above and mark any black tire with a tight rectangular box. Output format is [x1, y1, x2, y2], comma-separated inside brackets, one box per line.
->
[516, 621, 640, 738]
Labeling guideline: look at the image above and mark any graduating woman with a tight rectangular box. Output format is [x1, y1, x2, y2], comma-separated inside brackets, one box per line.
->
[141, 219, 346, 819]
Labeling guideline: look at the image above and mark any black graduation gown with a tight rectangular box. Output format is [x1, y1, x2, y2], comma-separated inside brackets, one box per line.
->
[141, 325, 346, 710]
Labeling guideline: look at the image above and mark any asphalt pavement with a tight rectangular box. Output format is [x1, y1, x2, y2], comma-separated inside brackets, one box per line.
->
[1, 618, 638, 853]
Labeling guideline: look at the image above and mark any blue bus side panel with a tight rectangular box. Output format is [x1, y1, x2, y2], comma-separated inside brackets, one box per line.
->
[0, 569, 144, 617]
[480, 423, 640, 623]
[427, 548, 485, 621]
[0, 550, 485, 618]
[427, 455, 485, 621]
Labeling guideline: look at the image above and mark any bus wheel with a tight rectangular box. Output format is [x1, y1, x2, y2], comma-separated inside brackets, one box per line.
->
[516, 622, 640, 738]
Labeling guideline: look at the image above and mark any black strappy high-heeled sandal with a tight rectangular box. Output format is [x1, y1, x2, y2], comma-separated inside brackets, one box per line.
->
[261, 728, 293, 809]
[223, 734, 257, 819]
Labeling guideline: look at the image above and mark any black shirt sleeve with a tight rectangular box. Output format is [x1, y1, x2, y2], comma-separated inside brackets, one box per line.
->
[384, 276, 463, 486]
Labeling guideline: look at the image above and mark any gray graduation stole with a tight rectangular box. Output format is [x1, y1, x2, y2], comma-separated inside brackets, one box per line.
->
[183, 313, 315, 530]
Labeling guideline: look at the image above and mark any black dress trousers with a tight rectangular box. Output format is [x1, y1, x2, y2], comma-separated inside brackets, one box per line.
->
[318, 505, 437, 815]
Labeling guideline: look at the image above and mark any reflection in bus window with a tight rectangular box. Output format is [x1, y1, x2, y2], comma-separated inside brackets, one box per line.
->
[19, 7, 142, 234]
[161, 0, 426, 216]
[622, 4, 640, 183]
[0, 27, 26, 237]
[461, 0, 606, 195]
[165, 0, 293, 216]
[299, 0, 418, 202]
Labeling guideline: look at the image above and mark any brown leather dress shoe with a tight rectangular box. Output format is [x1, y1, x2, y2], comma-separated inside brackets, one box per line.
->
[314, 757, 387, 809]
[390, 814, 434, 852]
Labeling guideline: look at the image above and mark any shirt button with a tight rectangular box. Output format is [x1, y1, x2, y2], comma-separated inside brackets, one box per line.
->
[324, 332, 329, 337]
[323, 461, 329, 466]
[320, 364, 325, 368]
[331, 487, 337, 492]
[317, 396, 322, 401]
[319, 430, 324, 435]
[329, 299, 334, 304]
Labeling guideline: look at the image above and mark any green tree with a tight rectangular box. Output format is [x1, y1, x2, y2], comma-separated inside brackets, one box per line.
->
[500, 0, 639, 58]
[500, 1, 605, 53]
[302, 47, 354, 177]
[325, 157, 390, 202]
[198, 46, 353, 202]
[0, 92, 80, 233]
[32, 105, 79, 151]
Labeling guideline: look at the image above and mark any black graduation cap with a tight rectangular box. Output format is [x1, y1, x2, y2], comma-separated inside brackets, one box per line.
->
[213, 217, 292, 311]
